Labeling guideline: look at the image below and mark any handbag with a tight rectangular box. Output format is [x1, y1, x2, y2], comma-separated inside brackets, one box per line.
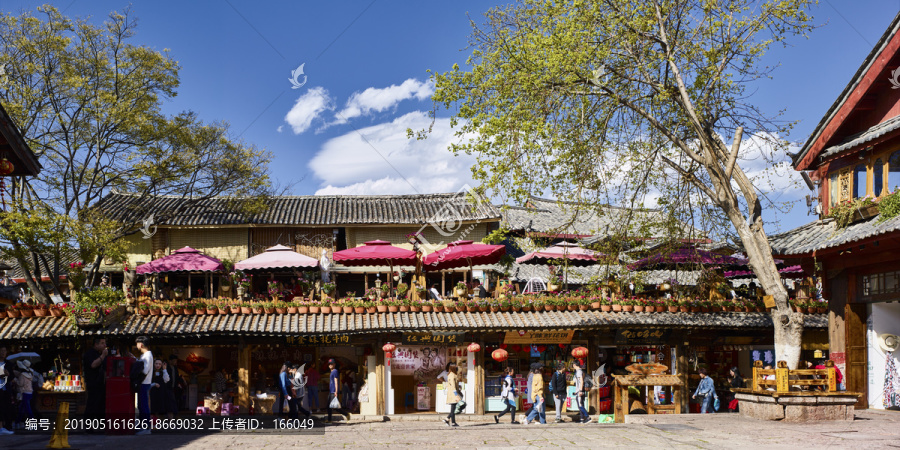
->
[728, 398, 739, 410]
[329, 395, 341, 409]
[713, 397, 720, 412]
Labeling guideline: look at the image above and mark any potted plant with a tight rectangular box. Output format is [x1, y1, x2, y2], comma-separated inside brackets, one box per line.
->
[272, 301, 285, 314]
[322, 282, 337, 299]
[374, 299, 388, 313]
[667, 298, 679, 313]
[416, 287, 427, 300]
[137, 302, 150, 316]
[342, 300, 354, 314]
[599, 297, 611, 312]
[398, 298, 411, 312]
[160, 304, 172, 316]
[815, 300, 828, 314]
[249, 302, 262, 314]
[320, 299, 332, 314]
[632, 298, 644, 313]
[380, 283, 392, 299]
[676, 298, 689, 313]
[455, 282, 468, 298]
[590, 296, 602, 310]
[419, 299, 432, 312]
[547, 272, 563, 292]
[366, 287, 380, 301]
[308, 300, 320, 314]
[173, 286, 185, 299]
[396, 283, 409, 300]
[610, 298, 622, 312]
[206, 303, 219, 314]
[577, 296, 591, 312]
[385, 299, 400, 313]
[351, 300, 365, 314]
[33, 304, 49, 317]
[195, 302, 208, 315]
[621, 298, 634, 312]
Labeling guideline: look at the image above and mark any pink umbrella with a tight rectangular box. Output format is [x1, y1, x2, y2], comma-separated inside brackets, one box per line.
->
[423, 240, 506, 271]
[332, 240, 418, 266]
[234, 244, 319, 271]
[516, 242, 601, 267]
[135, 246, 224, 274]
[725, 265, 806, 280]
[628, 248, 746, 271]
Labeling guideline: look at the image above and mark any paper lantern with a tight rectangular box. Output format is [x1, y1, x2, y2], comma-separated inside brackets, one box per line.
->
[491, 348, 509, 362]
[536, 345, 546, 353]
[500, 343, 507, 349]
[0, 158, 13, 176]
[467, 342, 481, 353]
[383, 343, 396, 359]
[511, 345, 521, 353]
[571, 346, 589, 359]
[559, 344, 566, 348]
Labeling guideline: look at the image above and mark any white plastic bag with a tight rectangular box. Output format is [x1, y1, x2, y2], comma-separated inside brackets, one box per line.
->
[329, 395, 341, 409]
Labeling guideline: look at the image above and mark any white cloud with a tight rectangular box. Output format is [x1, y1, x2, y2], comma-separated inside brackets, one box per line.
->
[276, 125, 283, 133]
[330, 79, 434, 127]
[309, 111, 476, 195]
[284, 87, 334, 134]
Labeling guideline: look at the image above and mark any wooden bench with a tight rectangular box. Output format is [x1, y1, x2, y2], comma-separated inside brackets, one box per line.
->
[750, 360, 837, 393]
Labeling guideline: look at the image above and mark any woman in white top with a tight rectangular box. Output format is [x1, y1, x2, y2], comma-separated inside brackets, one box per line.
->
[494, 367, 518, 424]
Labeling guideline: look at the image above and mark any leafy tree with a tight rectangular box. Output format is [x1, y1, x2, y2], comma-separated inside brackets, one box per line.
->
[0, 6, 274, 302]
[428, 0, 815, 368]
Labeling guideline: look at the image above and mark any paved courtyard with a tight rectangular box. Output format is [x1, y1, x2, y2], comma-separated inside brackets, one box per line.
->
[3, 410, 899, 449]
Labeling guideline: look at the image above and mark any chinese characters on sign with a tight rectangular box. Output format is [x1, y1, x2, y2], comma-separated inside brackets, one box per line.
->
[614, 329, 670, 345]
[285, 335, 352, 346]
[400, 332, 464, 345]
[503, 330, 575, 344]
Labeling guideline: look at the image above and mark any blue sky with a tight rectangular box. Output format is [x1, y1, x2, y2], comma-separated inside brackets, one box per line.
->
[3, 0, 899, 234]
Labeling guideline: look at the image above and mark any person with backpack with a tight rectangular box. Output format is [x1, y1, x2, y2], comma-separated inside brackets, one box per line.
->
[494, 367, 518, 424]
[135, 336, 153, 435]
[289, 364, 311, 419]
[550, 362, 568, 423]
[573, 359, 590, 424]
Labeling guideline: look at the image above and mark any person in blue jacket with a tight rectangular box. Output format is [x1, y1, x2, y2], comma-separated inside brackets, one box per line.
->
[277, 361, 291, 418]
[692, 368, 718, 413]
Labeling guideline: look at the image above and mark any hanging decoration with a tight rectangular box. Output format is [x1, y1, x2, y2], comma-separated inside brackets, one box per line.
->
[467, 342, 481, 353]
[491, 348, 509, 363]
[382, 343, 396, 365]
[0, 158, 13, 176]
[571, 346, 590, 359]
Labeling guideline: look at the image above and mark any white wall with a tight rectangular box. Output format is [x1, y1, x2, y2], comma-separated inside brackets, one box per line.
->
[867, 302, 900, 409]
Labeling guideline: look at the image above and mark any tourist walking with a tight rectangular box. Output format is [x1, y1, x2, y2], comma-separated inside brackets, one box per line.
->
[692, 368, 717, 414]
[82, 338, 107, 425]
[550, 362, 567, 423]
[494, 367, 518, 424]
[305, 364, 321, 412]
[14, 360, 35, 425]
[442, 363, 461, 427]
[573, 360, 590, 423]
[326, 359, 350, 423]
[277, 361, 291, 417]
[289, 364, 311, 419]
[135, 336, 153, 435]
[524, 365, 546, 425]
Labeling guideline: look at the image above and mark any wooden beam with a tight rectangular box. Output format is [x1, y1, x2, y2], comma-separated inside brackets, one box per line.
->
[676, 344, 689, 414]
[475, 342, 485, 415]
[237, 340, 251, 411]
[376, 346, 385, 416]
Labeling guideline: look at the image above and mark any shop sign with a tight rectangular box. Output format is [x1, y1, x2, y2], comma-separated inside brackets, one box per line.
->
[285, 334, 352, 346]
[392, 345, 448, 381]
[401, 332, 464, 345]
[503, 330, 574, 344]
[614, 329, 670, 345]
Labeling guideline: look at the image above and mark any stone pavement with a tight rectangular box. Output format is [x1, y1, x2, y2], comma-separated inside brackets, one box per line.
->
[3, 409, 899, 449]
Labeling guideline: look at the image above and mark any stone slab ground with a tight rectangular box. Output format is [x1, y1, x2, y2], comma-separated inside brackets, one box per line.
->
[2, 409, 898, 449]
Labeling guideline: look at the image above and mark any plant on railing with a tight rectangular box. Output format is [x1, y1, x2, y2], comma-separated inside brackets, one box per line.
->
[877, 188, 900, 223]
[67, 262, 86, 292]
[828, 196, 877, 229]
[365, 287, 380, 299]
[321, 282, 336, 297]
[396, 283, 409, 299]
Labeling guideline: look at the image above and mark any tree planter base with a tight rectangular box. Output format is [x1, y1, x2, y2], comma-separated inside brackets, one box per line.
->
[733, 390, 860, 422]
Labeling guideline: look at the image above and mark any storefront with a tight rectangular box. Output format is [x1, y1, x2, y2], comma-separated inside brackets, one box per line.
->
[384, 332, 471, 415]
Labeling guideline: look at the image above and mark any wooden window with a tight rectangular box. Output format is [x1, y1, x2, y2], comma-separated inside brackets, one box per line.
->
[829, 172, 838, 207]
[853, 164, 866, 198]
[874, 158, 884, 197]
[890, 151, 900, 193]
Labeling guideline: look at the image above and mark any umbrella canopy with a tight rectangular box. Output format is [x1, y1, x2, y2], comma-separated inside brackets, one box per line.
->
[135, 246, 224, 274]
[725, 265, 806, 280]
[423, 240, 506, 271]
[628, 248, 746, 271]
[332, 240, 417, 267]
[6, 352, 41, 365]
[234, 244, 319, 271]
[516, 242, 601, 267]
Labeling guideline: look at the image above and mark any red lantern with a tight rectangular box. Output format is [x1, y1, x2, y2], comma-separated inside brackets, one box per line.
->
[559, 344, 566, 349]
[511, 345, 521, 353]
[383, 342, 396, 360]
[537, 345, 546, 353]
[0, 158, 13, 176]
[491, 348, 509, 362]
[571, 346, 589, 359]
[467, 342, 481, 353]
[500, 343, 507, 349]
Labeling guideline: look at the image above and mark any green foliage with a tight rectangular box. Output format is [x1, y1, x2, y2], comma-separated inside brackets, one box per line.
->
[827, 197, 877, 229]
[877, 189, 900, 223]
[0, 6, 275, 301]
[77, 286, 125, 308]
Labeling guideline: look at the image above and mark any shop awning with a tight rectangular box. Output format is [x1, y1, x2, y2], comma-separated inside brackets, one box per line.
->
[0, 311, 829, 341]
[234, 244, 319, 271]
[135, 247, 224, 274]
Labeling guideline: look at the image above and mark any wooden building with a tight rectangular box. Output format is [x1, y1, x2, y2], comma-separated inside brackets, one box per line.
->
[771, 11, 900, 410]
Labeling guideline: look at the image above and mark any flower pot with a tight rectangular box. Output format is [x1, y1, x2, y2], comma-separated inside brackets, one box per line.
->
[320, 306, 331, 314]
[7, 310, 20, 318]
[354, 306, 365, 314]
[455, 288, 468, 297]
[612, 304, 622, 312]
[21, 309, 34, 317]
[466, 305, 477, 313]
[139, 308, 150, 316]
[655, 306, 665, 313]
[701, 307, 709, 313]
[228, 306, 239, 314]
[567, 304, 577, 311]
[633, 305, 644, 312]
[150, 308, 162, 316]
[548, 284, 561, 292]
[368, 295, 377, 302]
[294, 306, 306, 314]
[34, 308, 48, 317]
[591, 302, 601, 310]
[423, 305, 433, 312]
[50, 309, 63, 317]
[501, 306, 510, 312]
[522, 306, 532, 312]
[240, 306, 251, 314]
[477, 305, 487, 312]
[679, 306, 689, 313]
[388, 306, 399, 313]
[444, 305, 456, 312]
[410, 306, 422, 312]
[667, 306, 678, 313]
[221, 285, 231, 293]
[174, 292, 184, 299]
[511, 306, 521, 312]
[251, 307, 262, 314]
[161, 308, 172, 316]
[490, 306, 500, 313]
[601, 305, 612, 312]
[622, 305, 634, 312]
[276, 307, 287, 314]
[578, 304, 589, 311]
[287, 306, 299, 314]
[376, 305, 388, 313]
[690, 307, 700, 313]
[171, 307, 183, 315]
[342, 306, 353, 314]
[309, 306, 320, 314]
[365, 306, 375, 313]
[196, 307, 207, 315]
[817, 307, 827, 314]
[543, 305, 554, 312]
[713, 306, 723, 312]
[184, 307, 195, 315]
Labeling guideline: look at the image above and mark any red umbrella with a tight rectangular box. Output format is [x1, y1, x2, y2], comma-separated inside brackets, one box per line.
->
[135, 247, 224, 274]
[423, 240, 505, 271]
[332, 240, 418, 266]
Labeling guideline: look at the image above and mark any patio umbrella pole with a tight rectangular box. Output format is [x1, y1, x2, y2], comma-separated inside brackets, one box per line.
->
[188, 274, 192, 299]
[442, 272, 446, 298]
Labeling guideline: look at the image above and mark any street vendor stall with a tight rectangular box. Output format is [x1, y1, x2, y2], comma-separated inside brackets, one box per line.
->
[613, 363, 684, 423]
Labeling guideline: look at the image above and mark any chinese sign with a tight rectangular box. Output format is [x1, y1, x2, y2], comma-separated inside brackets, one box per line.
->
[285, 335, 352, 346]
[391, 345, 448, 381]
[503, 330, 574, 344]
[401, 332, 464, 345]
[614, 329, 670, 345]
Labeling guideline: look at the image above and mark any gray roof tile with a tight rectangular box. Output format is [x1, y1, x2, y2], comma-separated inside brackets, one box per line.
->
[769, 214, 900, 255]
[820, 115, 900, 160]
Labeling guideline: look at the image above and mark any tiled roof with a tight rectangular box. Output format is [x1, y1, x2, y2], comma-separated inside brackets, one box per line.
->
[95, 191, 501, 226]
[0, 102, 41, 176]
[503, 197, 691, 238]
[820, 115, 900, 160]
[1, 249, 80, 280]
[769, 214, 900, 256]
[0, 311, 827, 341]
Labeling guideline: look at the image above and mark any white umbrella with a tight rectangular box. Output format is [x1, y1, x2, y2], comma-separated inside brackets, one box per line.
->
[6, 352, 41, 365]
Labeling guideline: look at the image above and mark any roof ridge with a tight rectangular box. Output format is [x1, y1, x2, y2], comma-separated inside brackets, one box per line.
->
[528, 195, 663, 213]
[107, 190, 479, 200]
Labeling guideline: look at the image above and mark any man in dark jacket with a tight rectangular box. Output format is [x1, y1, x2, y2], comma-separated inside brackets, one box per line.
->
[551, 362, 568, 423]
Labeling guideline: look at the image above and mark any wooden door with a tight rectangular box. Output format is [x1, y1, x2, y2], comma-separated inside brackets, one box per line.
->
[845, 302, 868, 408]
